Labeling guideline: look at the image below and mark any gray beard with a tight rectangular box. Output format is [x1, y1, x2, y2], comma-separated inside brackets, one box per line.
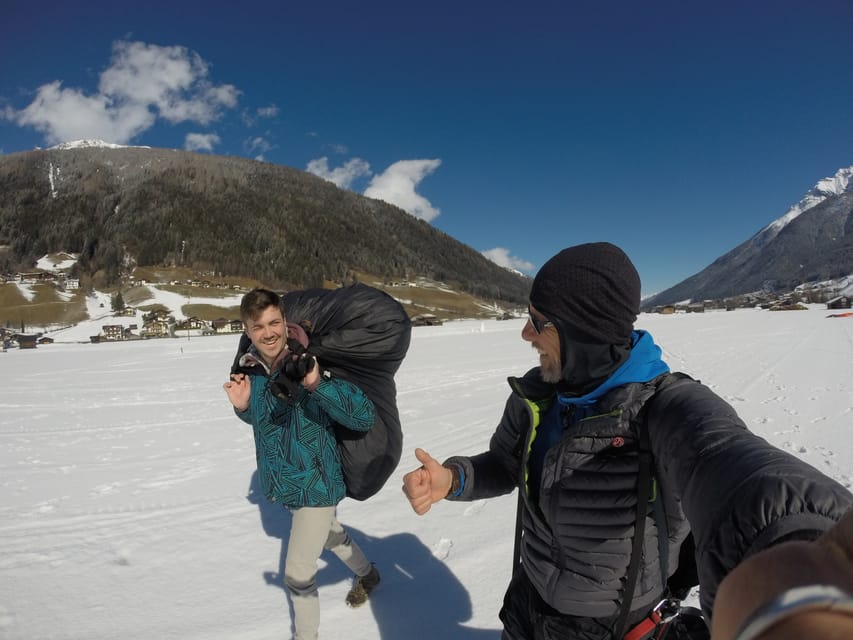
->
[539, 362, 561, 384]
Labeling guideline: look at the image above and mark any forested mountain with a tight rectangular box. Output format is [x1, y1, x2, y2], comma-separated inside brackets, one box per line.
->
[0, 145, 530, 305]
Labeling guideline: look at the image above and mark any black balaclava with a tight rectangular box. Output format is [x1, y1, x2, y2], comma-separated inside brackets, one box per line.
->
[529, 242, 641, 394]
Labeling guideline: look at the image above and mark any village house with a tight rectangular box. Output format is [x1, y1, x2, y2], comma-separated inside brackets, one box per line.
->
[411, 313, 443, 326]
[211, 318, 243, 334]
[17, 272, 56, 283]
[175, 317, 207, 331]
[16, 334, 38, 349]
[141, 320, 171, 338]
[144, 309, 172, 323]
[827, 295, 852, 310]
[102, 325, 125, 341]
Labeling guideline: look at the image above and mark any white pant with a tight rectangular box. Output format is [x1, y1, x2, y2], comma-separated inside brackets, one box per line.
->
[284, 505, 372, 640]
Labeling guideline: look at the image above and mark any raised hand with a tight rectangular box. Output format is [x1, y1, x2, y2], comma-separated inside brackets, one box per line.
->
[402, 448, 454, 515]
[223, 373, 251, 412]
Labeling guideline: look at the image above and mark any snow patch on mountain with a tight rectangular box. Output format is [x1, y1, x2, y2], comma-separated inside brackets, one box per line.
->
[36, 253, 78, 272]
[763, 165, 853, 236]
[48, 163, 61, 198]
[48, 139, 151, 150]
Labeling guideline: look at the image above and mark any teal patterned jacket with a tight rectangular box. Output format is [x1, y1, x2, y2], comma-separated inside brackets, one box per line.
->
[236, 362, 375, 508]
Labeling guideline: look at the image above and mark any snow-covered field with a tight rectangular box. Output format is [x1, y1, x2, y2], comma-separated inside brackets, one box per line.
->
[1, 308, 852, 639]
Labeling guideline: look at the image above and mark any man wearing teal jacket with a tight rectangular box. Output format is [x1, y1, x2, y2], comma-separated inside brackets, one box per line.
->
[224, 288, 380, 640]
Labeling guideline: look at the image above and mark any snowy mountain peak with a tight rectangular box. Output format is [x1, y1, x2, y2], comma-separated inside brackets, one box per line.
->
[763, 165, 853, 236]
[48, 139, 150, 150]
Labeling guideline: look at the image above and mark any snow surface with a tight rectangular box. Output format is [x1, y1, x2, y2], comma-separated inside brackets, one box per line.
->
[1, 307, 852, 639]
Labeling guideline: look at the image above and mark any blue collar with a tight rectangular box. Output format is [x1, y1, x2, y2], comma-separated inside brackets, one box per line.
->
[557, 330, 669, 407]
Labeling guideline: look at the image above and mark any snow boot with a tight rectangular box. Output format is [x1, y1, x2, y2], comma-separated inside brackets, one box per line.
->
[345, 564, 380, 608]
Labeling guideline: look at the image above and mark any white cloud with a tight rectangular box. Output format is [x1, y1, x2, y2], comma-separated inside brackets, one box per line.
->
[482, 247, 535, 273]
[242, 105, 279, 126]
[246, 136, 273, 154]
[306, 156, 372, 189]
[257, 105, 279, 118]
[363, 159, 441, 221]
[245, 136, 275, 161]
[3, 40, 239, 145]
[185, 132, 220, 152]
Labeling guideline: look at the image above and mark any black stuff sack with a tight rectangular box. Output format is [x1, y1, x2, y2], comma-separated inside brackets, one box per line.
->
[232, 283, 411, 501]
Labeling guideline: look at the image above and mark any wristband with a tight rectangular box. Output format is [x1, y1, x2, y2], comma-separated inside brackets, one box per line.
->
[733, 584, 853, 640]
[446, 464, 465, 498]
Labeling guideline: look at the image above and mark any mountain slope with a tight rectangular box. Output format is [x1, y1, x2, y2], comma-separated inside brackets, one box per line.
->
[0, 145, 530, 305]
[643, 166, 853, 307]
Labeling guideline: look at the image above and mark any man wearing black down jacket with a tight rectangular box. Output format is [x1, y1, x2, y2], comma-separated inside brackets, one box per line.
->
[402, 242, 853, 640]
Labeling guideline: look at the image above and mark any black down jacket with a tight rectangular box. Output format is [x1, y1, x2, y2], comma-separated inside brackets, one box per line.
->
[445, 368, 853, 623]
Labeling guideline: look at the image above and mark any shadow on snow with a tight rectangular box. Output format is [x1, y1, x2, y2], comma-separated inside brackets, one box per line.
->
[247, 472, 500, 640]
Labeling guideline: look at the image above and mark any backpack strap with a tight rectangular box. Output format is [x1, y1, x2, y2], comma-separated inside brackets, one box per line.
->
[616, 371, 695, 637]
[614, 409, 654, 638]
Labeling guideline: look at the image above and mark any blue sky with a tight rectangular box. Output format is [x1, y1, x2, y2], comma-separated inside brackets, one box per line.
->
[2, 0, 852, 295]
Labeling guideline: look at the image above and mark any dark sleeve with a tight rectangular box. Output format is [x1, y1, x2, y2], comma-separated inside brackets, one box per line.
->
[648, 379, 853, 618]
[443, 391, 526, 501]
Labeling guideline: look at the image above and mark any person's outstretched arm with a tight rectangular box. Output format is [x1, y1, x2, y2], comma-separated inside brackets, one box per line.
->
[712, 506, 853, 640]
[648, 378, 853, 616]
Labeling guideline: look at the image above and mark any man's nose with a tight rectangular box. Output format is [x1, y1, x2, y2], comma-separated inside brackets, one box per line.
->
[521, 319, 536, 342]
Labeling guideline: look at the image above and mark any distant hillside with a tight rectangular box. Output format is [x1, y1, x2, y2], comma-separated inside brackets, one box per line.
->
[0, 146, 531, 306]
[643, 167, 853, 308]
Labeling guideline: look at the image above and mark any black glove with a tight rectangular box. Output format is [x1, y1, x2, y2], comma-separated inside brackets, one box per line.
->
[282, 337, 315, 381]
[272, 356, 317, 400]
[283, 353, 316, 381]
[271, 339, 319, 400]
[271, 374, 300, 401]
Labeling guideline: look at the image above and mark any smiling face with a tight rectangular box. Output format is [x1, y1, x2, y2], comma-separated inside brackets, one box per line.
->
[522, 305, 562, 383]
[244, 305, 287, 366]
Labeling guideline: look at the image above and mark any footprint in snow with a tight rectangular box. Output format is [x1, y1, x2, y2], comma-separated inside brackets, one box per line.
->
[463, 500, 486, 517]
[781, 441, 808, 454]
[433, 538, 453, 560]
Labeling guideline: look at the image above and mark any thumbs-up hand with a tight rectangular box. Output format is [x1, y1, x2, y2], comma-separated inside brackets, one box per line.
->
[402, 448, 454, 515]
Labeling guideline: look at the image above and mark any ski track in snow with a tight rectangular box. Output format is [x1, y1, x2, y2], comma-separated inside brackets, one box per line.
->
[0, 310, 851, 639]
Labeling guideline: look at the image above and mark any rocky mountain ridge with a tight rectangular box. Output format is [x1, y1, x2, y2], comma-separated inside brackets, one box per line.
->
[643, 165, 853, 308]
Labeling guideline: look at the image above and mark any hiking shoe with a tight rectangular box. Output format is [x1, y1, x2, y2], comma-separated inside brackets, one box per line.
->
[345, 565, 380, 607]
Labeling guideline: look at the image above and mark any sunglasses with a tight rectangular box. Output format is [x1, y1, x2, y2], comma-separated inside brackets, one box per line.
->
[527, 308, 554, 334]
